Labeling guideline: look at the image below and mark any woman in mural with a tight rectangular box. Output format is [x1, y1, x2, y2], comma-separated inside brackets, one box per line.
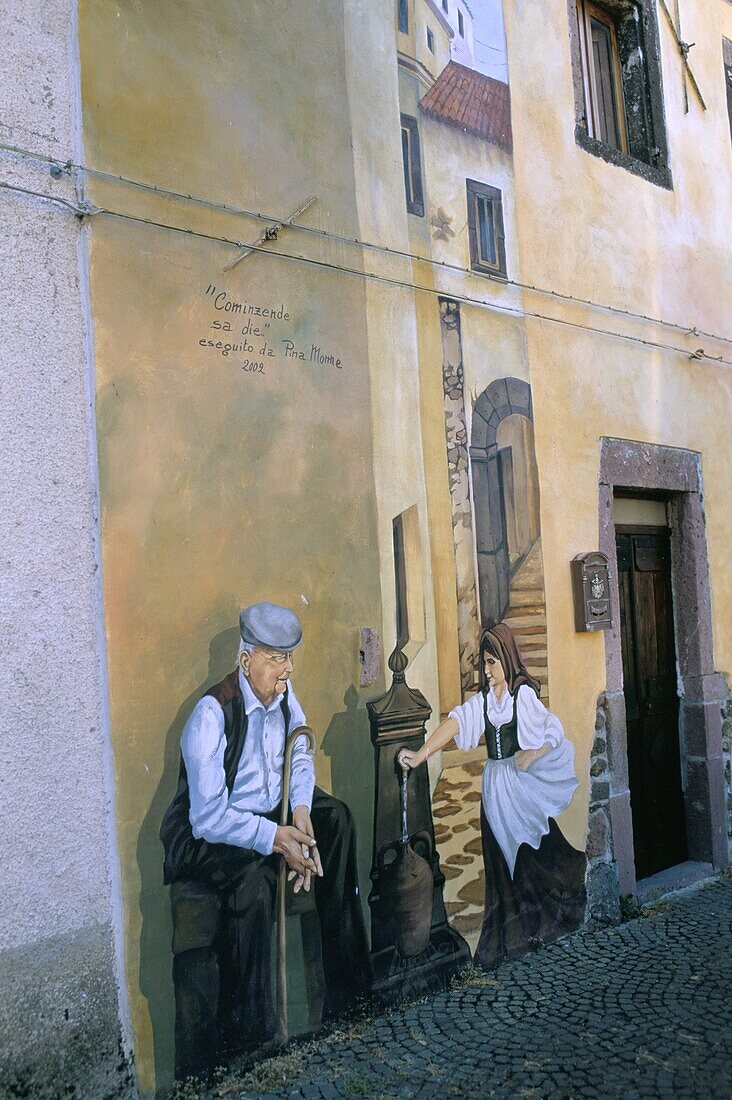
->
[399, 622, 586, 968]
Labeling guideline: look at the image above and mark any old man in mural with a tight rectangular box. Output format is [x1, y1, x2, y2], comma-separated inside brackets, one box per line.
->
[160, 602, 370, 1080]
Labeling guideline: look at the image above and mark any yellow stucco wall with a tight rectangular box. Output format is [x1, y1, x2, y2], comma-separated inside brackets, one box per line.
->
[503, 0, 732, 846]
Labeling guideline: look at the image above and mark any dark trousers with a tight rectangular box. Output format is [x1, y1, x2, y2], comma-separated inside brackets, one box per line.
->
[170, 788, 370, 1081]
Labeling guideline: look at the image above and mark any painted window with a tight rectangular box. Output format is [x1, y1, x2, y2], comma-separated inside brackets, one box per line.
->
[572, 0, 670, 182]
[398, 0, 408, 35]
[427, 26, 435, 53]
[466, 180, 506, 278]
[400, 114, 425, 217]
[458, 8, 464, 37]
[442, 0, 449, 11]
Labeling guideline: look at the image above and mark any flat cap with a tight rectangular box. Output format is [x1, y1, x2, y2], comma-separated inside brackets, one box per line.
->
[239, 601, 303, 650]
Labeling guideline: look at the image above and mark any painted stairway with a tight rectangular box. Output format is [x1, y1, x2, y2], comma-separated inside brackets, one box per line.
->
[502, 539, 549, 703]
[431, 539, 548, 946]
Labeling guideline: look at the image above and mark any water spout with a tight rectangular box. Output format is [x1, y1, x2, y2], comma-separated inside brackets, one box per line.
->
[400, 766, 409, 845]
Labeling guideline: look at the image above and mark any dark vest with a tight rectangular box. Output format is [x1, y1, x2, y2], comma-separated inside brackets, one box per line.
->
[483, 690, 520, 760]
[160, 670, 290, 888]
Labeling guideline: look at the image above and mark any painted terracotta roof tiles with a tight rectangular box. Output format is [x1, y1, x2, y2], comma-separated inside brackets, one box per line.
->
[419, 61, 513, 153]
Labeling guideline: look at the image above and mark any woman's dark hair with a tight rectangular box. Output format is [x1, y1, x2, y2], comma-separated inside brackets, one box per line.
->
[478, 622, 541, 698]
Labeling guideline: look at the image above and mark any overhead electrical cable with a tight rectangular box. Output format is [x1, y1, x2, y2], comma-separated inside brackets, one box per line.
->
[1, 137, 729, 349]
[1, 176, 728, 368]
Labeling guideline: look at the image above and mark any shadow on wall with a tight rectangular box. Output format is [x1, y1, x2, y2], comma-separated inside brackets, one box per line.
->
[136, 626, 240, 1093]
[136, 636, 375, 1091]
[321, 684, 375, 912]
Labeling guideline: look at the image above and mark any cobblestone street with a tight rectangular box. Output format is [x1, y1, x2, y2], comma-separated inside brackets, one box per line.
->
[203, 876, 732, 1100]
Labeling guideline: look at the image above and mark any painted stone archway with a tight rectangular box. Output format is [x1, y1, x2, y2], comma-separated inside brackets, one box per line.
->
[470, 376, 536, 630]
[438, 300, 547, 700]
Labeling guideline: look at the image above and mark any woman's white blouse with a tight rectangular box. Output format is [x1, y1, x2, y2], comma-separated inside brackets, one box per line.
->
[449, 684, 564, 752]
[448, 684, 579, 877]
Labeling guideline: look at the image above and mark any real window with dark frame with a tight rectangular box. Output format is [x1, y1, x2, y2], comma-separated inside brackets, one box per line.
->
[398, 0, 408, 35]
[400, 114, 425, 217]
[578, 1, 628, 152]
[466, 179, 507, 278]
[426, 26, 435, 53]
[458, 8, 464, 37]
[569, 0, 671, 188]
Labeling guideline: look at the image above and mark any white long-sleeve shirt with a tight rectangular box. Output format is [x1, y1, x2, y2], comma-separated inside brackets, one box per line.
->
[181, 670, 315, 856]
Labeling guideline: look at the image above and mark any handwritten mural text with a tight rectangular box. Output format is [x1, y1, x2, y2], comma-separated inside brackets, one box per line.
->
[196, 286, 344, 376]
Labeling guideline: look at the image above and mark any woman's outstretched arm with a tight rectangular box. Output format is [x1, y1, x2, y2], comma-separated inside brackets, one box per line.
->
[398, 715, 460, 770]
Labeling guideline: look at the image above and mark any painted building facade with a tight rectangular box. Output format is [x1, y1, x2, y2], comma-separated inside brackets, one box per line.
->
[1, 0, 731, 1095]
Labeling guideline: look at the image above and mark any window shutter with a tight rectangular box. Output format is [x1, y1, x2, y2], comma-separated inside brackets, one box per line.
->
[467, 189, 478, 270]
[400, 114, 424, 217]
[494, 198, 507, 277]
[410, 123, 424, 217]
[591, 18, 619, 146]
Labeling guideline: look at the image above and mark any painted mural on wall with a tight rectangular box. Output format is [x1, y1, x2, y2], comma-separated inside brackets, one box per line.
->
[75, 0, 589, 1090]
[437, 351, 565, 935]
[400, 623, 585, 969]
[159, 603, 370, 1080]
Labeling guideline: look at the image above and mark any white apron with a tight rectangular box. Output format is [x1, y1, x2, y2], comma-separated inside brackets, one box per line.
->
[482, 739, 579, 878]
[450, 685, 579, 878]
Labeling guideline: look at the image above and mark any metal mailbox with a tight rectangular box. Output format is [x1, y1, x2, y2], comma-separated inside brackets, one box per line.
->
[571, 552, 613, 632]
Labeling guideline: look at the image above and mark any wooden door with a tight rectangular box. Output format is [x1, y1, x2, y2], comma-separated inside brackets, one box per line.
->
[472, 452, 510, 626]
[616, 527, 687, 880]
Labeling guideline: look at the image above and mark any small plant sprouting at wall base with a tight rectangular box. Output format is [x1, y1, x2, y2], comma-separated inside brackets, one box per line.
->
[170, 1075, 205, 1100]
[619, 893, 641, 922]
[450, 963, 501, 989]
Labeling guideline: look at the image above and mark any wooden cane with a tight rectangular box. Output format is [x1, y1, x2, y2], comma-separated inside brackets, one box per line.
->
[276, 723, 317, 1045]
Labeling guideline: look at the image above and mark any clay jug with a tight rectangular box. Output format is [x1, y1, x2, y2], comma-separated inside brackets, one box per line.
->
[378, 831, 434, 958]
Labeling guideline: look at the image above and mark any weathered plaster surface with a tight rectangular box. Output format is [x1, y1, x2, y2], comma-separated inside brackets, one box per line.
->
[0, 0, 126, 1093]
[0, 924, 133, 1098]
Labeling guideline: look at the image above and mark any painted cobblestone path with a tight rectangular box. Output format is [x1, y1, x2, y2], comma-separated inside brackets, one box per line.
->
[198, 875, 732, 1100]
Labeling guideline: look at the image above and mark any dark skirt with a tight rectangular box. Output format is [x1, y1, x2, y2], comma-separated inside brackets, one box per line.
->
[474, 803, 587, 970]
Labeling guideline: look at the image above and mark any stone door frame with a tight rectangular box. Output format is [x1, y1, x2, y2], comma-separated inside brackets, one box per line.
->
[591, 438, 728, 907]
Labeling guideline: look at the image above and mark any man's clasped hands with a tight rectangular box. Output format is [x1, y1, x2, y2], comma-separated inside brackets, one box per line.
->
[273, 804, 324, 894]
